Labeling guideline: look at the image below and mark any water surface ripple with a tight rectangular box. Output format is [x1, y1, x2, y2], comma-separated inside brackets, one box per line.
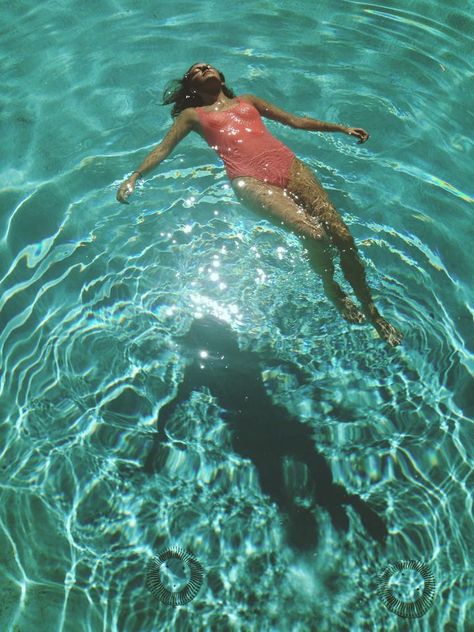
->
[0, 1, 473, 631]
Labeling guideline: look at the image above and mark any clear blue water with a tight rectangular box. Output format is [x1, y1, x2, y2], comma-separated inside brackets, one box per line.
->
[1, 1, 473, 630]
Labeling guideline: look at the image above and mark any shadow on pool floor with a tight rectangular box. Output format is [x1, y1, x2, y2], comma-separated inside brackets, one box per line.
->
[144, 315, 388, 550]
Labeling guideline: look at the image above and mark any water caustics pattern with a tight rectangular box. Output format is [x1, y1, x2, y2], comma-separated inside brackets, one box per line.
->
[0, 0, 473, 630]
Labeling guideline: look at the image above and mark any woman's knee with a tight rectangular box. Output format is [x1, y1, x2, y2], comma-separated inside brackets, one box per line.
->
[330, 225, 356, 251]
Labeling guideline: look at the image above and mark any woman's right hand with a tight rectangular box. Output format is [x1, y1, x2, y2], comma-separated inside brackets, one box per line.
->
[116, 177, 136, 204]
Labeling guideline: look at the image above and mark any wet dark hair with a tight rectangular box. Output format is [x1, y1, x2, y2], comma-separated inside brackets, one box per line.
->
[162, 64, 236, 118]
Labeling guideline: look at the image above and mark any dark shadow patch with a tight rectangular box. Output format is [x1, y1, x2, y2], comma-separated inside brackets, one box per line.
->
[145, 315, 388, 549]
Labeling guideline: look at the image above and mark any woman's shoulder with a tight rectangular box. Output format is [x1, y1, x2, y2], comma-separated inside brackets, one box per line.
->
[175, 107, 200, 123]
[238, 93, 258, 105]
[170, 107, 201, 134]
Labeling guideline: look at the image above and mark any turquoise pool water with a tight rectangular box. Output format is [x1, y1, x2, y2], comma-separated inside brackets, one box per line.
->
[1, 0, 473, 630]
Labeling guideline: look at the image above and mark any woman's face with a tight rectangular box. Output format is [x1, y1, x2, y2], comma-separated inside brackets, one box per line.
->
[185, 63, 222, 88]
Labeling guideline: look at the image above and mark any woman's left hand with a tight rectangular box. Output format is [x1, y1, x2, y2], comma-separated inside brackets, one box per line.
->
[346, 127, 369, 144]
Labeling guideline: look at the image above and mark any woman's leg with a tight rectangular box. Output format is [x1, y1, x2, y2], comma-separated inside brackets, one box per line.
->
[286, 159, 402, 345]
[232, 177, 365, 322]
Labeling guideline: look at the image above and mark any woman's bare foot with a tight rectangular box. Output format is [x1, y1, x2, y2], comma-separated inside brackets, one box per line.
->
[337, 296, 366, 324]
[372, 315, 403, 346]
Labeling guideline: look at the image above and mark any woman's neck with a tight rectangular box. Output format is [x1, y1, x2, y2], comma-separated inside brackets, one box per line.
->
[198, 88, 229, 107]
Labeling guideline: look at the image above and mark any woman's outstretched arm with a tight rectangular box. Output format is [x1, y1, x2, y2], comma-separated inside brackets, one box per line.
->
[244, 94, 369, 144]
[116, 109, 197, 203]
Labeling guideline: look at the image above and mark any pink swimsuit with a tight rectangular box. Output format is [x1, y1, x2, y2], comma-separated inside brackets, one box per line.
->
[196, 98, 295, 189]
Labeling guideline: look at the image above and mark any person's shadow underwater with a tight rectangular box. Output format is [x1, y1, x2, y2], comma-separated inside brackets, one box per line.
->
[144, 315, 388, 550]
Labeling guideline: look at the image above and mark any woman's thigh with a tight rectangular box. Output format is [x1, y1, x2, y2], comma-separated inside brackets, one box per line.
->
[287, 158, 353, 244]
[231, 176, 327, 241]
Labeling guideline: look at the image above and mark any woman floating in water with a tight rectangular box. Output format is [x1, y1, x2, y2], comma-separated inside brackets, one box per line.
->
[117, 62, 402, 345]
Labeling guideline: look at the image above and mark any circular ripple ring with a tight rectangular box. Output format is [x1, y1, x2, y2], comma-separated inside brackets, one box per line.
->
[377, 560, 436, 619]
[146, 546, 205, 606]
